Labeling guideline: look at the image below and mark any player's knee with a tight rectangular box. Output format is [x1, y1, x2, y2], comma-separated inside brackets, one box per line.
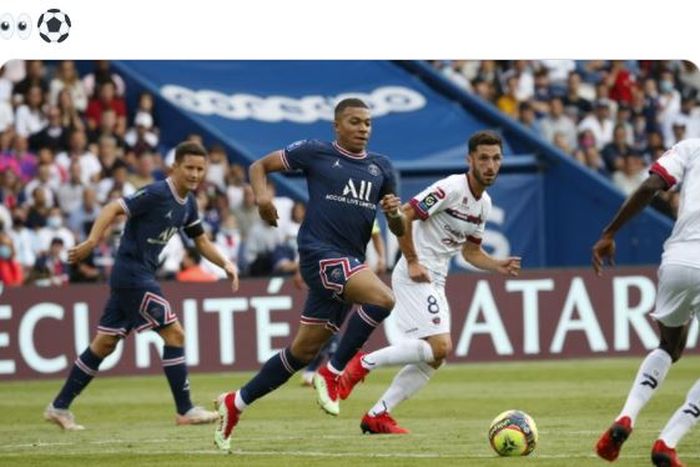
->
[91, 336, 119, 358]
[659, 343, 683, 363]
[430, 340, 452, 361]
[289, 342, 317, 364]
[375, 289, 395, 311]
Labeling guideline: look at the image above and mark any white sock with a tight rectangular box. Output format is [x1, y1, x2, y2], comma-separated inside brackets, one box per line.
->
[234, 391, 248, 412]
[619, 348, 672, 425]
[659, 379, 700, 448]
[369, 362, 435, 416]
[362, 340, 434, 370]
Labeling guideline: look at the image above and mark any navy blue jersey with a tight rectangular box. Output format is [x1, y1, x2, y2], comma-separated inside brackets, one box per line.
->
[111, 179, 201, 287]
[280, 140, 397, 260]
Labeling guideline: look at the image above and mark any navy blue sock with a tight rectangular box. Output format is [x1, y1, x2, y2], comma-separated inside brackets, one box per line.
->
[330, 304, 391, 371]
[53, 348, 103, 409]
[162, 346, 193, 415]
[239, 347, 305, 405]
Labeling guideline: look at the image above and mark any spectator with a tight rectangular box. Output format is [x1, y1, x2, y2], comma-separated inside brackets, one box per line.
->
[612, 152, 648, 196]
[10, 135, 38, 183]
[231, 184, 260, 241]
[176, 248, 218, 282]
[7, 207, 35, 271]
[516, 101, 544, 138]
[496, 75, 520, 117]
[205, 144, 229, 191]
[670, 119, 687, 145]
[23, 163, 58, 209]
[95, 135, 120, 178]
[28, 105, 69, 153]
[0, 90, 12, 132]
[25, 186, 51, 229]
[26, 237, 69, 286]
[56, 160, 85, 213]
[578, 98, 614, 149]
[225, 163, 246, 210]
[67, 187, 100, 241]
[127, 151, 155, 189]
[36, 206, 75, 259]
[85, 80, 127, 135]
[12, 60, 48, 106]
[15, 84, 47, 138]
[0, 231, 23, 286]
[440, 60, 472, 91]
[540, 96, 578, 149]
[601, 124, 633, 173]
[82, 60, 126, 98]
[214, 213, 242, 271]
[0, 169, 23, 210]
[124, 111, 158, 154]
[87, 108, 124, 148]
[562, 71, 593, 120]
[607, 60, 635, 105]
[49, 60, 88, 112]
[56, 88, 85, 132]
[55, 129, 101, 185]
[96, 159, 135, 203]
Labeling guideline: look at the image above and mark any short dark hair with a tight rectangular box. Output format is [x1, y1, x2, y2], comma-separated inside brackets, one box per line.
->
[334, 98, 369, 120]
[468, 131, 503, 153]
[174, 141, 207, 163]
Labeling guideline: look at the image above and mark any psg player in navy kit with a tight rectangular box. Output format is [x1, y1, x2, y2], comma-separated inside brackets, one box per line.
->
[214, 98, 405, 451]
[44, 142, 239, 430]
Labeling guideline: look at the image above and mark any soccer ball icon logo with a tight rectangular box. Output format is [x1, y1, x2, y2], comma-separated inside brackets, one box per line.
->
[37, 9, 71, 43]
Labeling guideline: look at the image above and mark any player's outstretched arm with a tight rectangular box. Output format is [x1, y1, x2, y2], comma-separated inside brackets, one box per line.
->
[68, 200, 125, 264]
[592, 173, 667, 276]
[249, 151, 286, 227]
[462, 241, 521, 276]
[381, 194, 405, 237]
[193, 233, 239, 292]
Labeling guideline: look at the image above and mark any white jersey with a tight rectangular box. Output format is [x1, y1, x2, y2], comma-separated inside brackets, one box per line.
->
[406, 173, 491, 282]
[650, 138, 700, 268]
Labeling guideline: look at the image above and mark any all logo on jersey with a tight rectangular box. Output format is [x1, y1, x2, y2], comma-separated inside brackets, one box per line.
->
[343, 178, 373, 201]
[325, 178, 376, 210]
[147, 226, 179, 245]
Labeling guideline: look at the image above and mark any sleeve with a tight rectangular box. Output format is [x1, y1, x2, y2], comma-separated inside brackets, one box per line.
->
[408, 177, 456, 221]
[182, 197, 204, 238]
[279, 139, 314, 172]
[378, 157, 398, 198]
[467, 196, 491, 245]
[119, 185, 154, 218]
[649, 141, 691, 190]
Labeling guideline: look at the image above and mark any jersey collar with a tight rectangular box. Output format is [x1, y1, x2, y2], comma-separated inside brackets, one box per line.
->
[166, 177, 188, 205]
[332, 141, 367, 159]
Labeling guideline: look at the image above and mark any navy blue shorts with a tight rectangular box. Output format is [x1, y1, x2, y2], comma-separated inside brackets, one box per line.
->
[299, 250, 368, 332]
[97, 284, 178, 337]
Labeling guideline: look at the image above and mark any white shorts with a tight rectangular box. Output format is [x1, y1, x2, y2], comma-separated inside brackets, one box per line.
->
[391, 271, 451, 339]
[650, 263, 700, 327]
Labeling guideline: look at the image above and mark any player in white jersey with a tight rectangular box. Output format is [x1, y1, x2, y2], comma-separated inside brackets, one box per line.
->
[593, 138, 700, 467]
[337, 131, 521, 434]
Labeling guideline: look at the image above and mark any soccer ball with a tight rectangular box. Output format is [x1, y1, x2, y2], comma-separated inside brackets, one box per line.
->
[488, 409, 538, 456]
[37, 9, 71, 43]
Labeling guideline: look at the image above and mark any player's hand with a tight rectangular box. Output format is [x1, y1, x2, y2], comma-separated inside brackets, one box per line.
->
[496, 257, 521, 276]
[292, 269, 307, 290]
[592, 235, 615, 276]
[224, 262, 240, 293]
[407, 260, 431, 283]
[257, 200, 279, 227]
[67, 239, 96, 264]
[380, 194, 402, 218]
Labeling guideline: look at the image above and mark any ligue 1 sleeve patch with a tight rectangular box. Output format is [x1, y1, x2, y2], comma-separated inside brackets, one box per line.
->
[285, 140, 306, 152]
[417, 187, 446, 212]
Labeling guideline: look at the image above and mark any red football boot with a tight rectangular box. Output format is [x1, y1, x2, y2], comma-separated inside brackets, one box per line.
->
[338, 352, 370, 400]
[595, 416, 632, 461]
[360, 412, 410, 434]
[651, 439, 685, 467]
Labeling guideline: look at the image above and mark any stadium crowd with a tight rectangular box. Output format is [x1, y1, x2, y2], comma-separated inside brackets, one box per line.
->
[0, 60, 303, 287]
[432, 60, 700, 217]
[0, 59, 697, 287]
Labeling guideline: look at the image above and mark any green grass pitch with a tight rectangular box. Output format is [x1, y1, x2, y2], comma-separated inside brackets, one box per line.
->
[2, 356, 699, 466]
